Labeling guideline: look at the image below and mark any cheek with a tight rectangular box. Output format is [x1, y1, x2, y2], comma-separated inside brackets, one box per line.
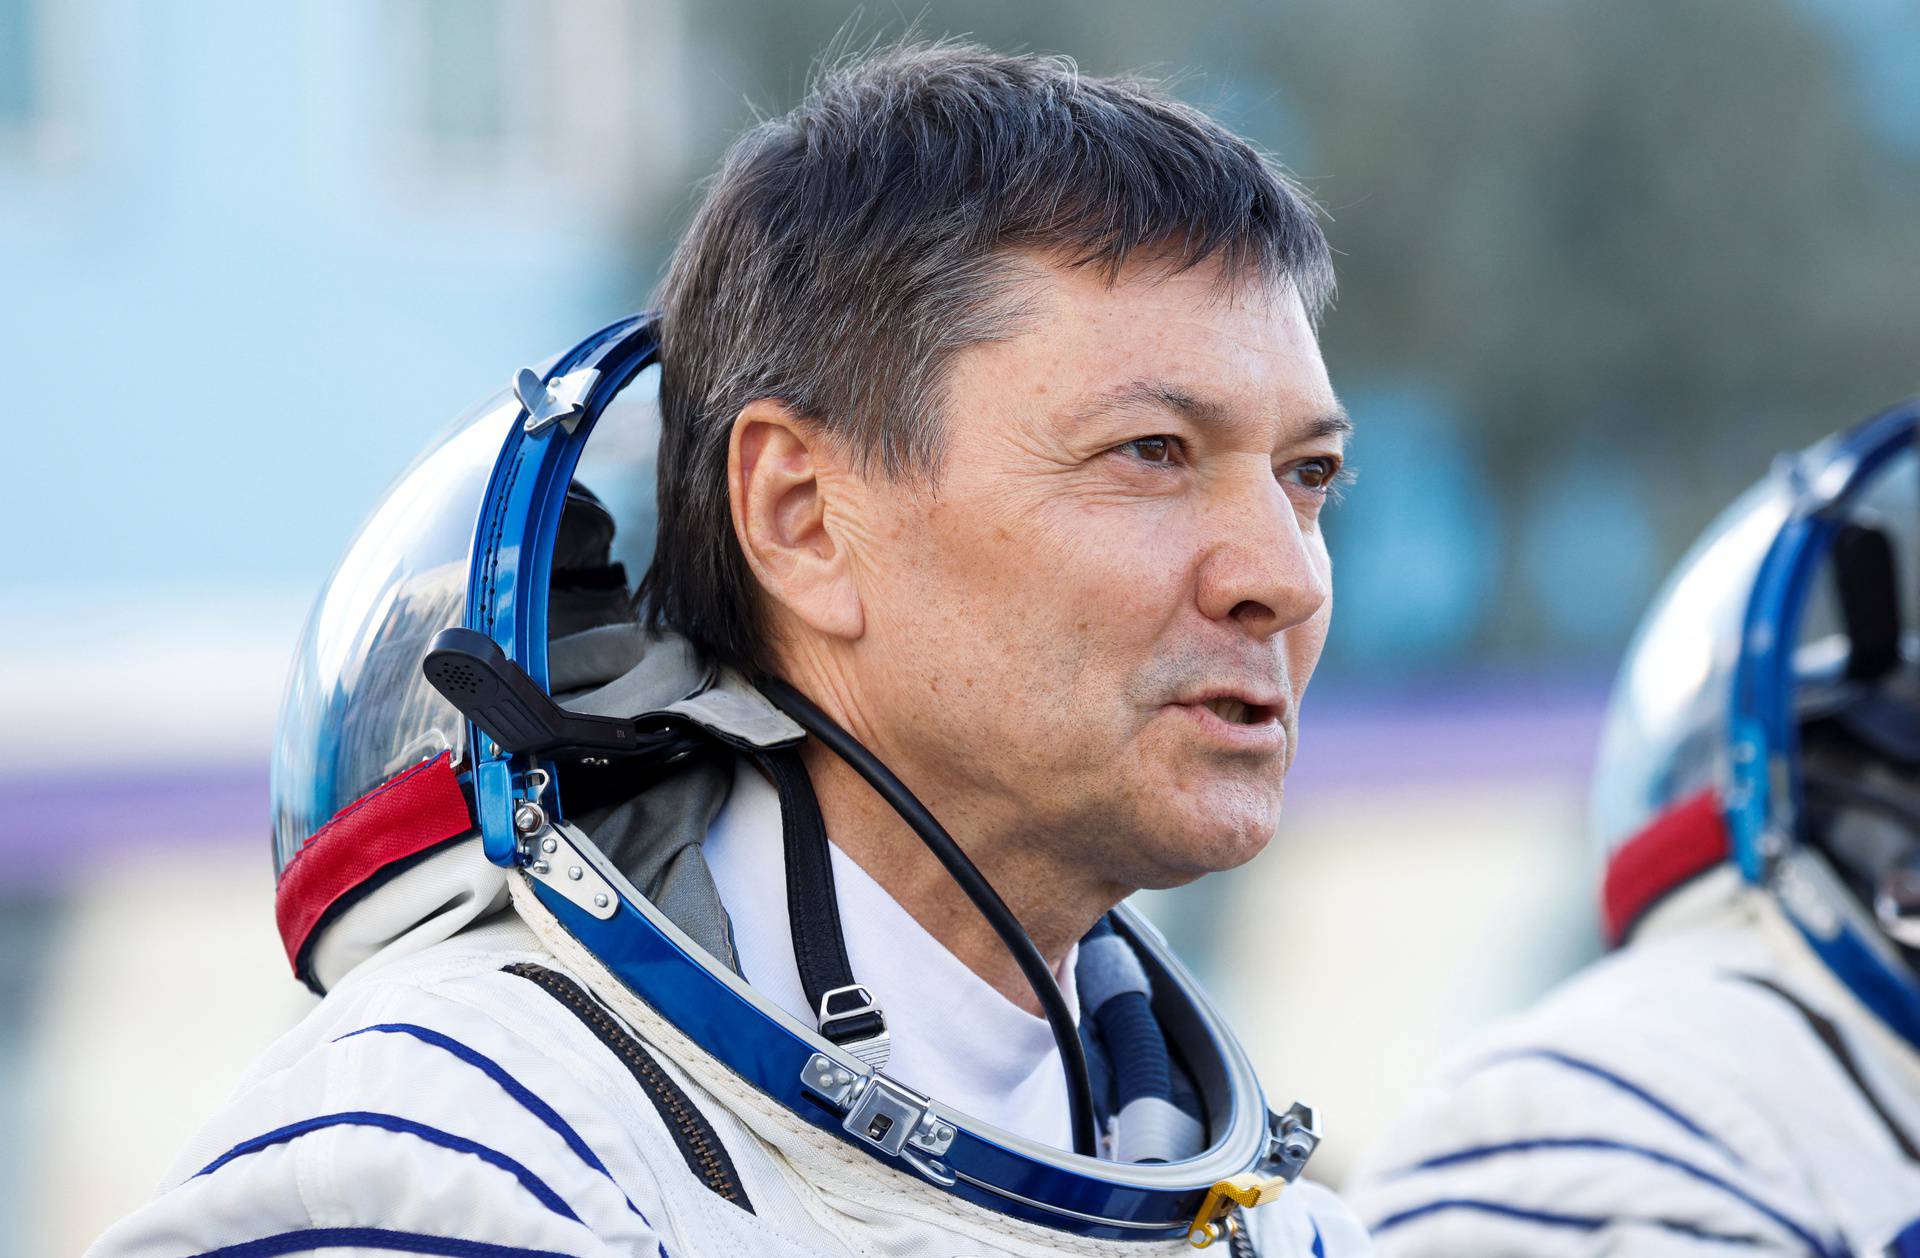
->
[1029, 501, 1194, 624]
[863, 502, 1077, 688]
[888, 509, 1174, 746]
[1290, 605, 1331, 675]
[1288, 544, 1334, 681]
[926, 490, 1186, 630]
[1015, 517, 1199, 721]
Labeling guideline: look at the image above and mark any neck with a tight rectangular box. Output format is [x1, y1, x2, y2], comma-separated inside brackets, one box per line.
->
[797, 735, 1125, 1017]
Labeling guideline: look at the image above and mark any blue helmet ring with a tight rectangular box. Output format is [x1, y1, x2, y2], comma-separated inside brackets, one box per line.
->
[1728, 401, 1920, 1049]
[1593, 397, 1920, 1053]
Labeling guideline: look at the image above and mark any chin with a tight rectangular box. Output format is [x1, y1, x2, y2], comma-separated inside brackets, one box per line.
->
[1130, 808, 1279, 889]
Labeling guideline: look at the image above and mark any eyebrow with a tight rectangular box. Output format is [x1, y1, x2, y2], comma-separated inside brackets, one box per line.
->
[1067, 377, 1352, 443]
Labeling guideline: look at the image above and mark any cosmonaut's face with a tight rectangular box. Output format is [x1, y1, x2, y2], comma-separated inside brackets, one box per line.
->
[842, 253, 1346, 889]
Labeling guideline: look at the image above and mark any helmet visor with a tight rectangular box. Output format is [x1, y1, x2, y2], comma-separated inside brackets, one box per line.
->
[271, 391, 519, 873]
[271, 361, 669, 874]
[1590, 477, 1795, 856]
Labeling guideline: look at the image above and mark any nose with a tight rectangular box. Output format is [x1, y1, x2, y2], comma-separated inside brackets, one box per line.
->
[1194, 469, 1330, 638]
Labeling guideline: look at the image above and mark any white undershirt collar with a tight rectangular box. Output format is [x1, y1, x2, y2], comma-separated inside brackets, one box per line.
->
[702, 758, 1079, 1150]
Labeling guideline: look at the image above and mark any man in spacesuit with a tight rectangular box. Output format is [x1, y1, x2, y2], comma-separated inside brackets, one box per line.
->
[1349, 406, 1920, 1256]
[92, 41, 1370, 1257]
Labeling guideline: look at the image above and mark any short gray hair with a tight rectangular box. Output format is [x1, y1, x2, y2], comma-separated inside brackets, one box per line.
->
[640, 41, 1334, 675]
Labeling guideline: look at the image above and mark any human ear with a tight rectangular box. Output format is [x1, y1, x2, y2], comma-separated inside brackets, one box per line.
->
[728, 400, 865, 643]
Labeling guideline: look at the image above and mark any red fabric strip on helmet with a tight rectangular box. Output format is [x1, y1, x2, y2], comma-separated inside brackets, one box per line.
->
[1601, 787, 1730, 947]
[275, 752, 475, 975]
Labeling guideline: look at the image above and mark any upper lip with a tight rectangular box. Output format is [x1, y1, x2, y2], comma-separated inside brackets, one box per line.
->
[1171, 688, 1288, 723]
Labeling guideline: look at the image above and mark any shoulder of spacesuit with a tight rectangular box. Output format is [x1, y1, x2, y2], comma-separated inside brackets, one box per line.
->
[1343, 906, 1851, 1256]
[1237, 1177, 1376, 1256]
[86, 918, 689, 1257]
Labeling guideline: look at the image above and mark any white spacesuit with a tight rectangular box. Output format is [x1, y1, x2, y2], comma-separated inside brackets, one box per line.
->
[1348, 403, 1920, 1257]
[89, 316, 1371, 1257]
[1351, 871, 1920, 1256]
[88, 864, 1364, 1257]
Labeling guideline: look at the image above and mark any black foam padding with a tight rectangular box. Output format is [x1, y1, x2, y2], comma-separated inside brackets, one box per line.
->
[1833, 523, 1902, 682]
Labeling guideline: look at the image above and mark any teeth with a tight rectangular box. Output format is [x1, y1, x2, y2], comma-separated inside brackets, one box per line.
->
[1205, 698, 1249, 724]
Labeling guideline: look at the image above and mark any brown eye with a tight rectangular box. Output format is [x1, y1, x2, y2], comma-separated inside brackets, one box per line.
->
[1283, 458, 1339, 493]
[1124, 436, 1176, 464]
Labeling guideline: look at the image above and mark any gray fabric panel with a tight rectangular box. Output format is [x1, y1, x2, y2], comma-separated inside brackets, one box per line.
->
[540, 629, 800, 976]
[663, 669, 804, 748]
[578, 755, 742, 974]
[546, 621, 648, 692]
[565, 632, 710, 718]
[555, 626, 800, 746]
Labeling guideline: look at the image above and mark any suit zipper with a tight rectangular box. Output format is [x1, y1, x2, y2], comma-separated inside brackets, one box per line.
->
[505, 962, 755, 1211]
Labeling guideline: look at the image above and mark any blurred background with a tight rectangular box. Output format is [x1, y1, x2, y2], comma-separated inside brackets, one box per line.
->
[2, 0, 1917, 1250]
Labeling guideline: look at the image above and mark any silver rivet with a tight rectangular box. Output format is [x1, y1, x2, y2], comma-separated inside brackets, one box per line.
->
[540, 837, 558, 854]
[531, 859, 550, 875]
[833, 1069, 852, 1086]
[937, 1125, 953, 1141]
[592, 892, 610, 908]
[567, 865, 584, 881]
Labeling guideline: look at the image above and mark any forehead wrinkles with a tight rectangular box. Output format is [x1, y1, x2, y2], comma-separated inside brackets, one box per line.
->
[965, 246, 1293, 370]
[1064, 378, 1226, 429]
[928, 255, 1325, 472]
[1058, 272, 1329, 431]
[1063, 374, 1350, 453]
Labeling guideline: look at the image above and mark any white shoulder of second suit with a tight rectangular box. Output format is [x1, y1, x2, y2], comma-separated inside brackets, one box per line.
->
[1346, 871, 1920, 1257]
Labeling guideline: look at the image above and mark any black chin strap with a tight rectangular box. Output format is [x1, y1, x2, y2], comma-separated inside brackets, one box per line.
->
[758, 677, 1100, 1158]
[757, 749, 890, 1065]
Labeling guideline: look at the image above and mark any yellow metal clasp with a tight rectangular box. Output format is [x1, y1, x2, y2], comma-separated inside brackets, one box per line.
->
[1186, 1101, 1322, 1249]
[1186, 1172, 1287, 1248]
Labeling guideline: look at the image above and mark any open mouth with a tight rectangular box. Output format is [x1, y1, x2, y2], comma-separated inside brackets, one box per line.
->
[1200, 697, 1278, 726]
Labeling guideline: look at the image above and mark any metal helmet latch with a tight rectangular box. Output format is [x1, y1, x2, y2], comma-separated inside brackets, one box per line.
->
[514, 366, 600, 436]
[1186, 1102, 1320, 1249]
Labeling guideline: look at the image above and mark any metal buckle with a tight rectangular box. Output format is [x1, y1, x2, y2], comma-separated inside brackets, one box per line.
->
[842, 1074, 927, 1156]
[816, 983, 891, 1071]
[799, 1054, 957, 1162]
[1186, 1102, 1320, 1249]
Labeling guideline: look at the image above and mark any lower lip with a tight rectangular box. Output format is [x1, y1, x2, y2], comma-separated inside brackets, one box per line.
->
[1169, 703, 1289, 754]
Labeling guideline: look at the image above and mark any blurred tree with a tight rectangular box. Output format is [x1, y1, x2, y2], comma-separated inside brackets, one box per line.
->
[648, 0, 1920, 674]
[1245, 0, 1920, 663]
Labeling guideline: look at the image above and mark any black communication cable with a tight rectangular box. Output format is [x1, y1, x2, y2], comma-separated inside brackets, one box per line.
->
[758, 676, 1100, 1159]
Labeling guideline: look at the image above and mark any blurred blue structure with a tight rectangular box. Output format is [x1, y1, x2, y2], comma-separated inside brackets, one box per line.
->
[0, 5, 684, 1253]
[0, 0, 683, 595]
[1796, 0, 1920, 154]
[1326, 386, 1502, 668]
